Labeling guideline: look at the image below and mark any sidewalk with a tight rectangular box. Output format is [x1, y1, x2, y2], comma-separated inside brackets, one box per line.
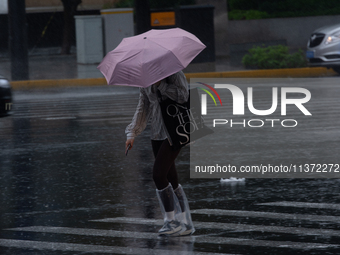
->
[0, 53, 338, 89]
[0, 54, 101, 81]
[0, 54, 246, 82]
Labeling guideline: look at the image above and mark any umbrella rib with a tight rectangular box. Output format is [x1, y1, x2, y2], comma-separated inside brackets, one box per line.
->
[146, 37, 186, 66]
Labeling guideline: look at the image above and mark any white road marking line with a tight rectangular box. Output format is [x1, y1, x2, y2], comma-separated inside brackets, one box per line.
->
[90, 217, 340, 237]
[6, 225, 339, 249]
[0, 239, 231, 255]
[44, 116, 77, 120]
[77, 118, 131, 123]
[257, 202, 340, 210]
[191, 208, 340, 223]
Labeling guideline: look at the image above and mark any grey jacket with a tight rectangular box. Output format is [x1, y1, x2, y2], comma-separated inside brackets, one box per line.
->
[125, 71, 189, 140]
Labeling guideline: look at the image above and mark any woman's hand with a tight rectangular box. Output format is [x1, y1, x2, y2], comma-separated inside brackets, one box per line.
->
[126, 138, 134, 152]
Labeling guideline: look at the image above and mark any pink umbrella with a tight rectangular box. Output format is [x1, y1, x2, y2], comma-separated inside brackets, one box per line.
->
[97, 28, 206, 88]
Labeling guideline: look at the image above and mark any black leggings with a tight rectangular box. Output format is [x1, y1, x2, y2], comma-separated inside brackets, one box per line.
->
[151, 139, 181, 191]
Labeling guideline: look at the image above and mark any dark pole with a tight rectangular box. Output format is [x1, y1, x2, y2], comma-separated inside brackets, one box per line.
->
[135, 0, 151, 35]
[8, 0, 29, 81]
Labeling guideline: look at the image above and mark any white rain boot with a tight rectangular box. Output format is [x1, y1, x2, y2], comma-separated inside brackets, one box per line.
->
[174, 184, 195, 236]
[156, 183, 182, 236]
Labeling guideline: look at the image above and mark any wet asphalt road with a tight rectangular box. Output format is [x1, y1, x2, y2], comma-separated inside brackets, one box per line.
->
[1, 78, 340, 255]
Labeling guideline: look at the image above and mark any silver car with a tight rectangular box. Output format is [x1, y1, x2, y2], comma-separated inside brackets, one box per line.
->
[306, 23, 340, 74]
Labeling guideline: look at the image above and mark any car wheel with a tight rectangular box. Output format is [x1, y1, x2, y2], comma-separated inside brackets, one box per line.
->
[332, 66, 340, 75]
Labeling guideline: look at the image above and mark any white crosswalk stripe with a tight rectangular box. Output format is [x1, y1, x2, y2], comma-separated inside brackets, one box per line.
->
[257, 201, 340, 210]
[1, 203, 340, 254]
[4, 225, 338, 250]
[0, 239, 229, 255]
[90, 216, 340, 237]
[191, 208, 340, 223]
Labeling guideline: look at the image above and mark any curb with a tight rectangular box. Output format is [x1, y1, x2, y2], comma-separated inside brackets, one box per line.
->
[10, 67, 338, 90]
[185, 67, 338, 79]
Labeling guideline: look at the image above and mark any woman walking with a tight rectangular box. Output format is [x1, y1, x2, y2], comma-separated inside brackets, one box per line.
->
[97, 28, 205, 236]
[125, 71, 195, 236]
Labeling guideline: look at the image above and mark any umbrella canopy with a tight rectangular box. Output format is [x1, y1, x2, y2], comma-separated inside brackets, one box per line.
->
[97, 28, 206, 88]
